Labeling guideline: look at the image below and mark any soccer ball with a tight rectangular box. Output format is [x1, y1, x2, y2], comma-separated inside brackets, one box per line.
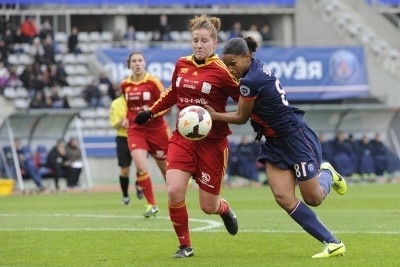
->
[177, 105, 212, 140]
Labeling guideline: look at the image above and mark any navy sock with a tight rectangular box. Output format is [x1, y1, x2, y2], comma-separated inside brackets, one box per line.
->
[290, 200, 339, 243]
[319, 170, 331, 198]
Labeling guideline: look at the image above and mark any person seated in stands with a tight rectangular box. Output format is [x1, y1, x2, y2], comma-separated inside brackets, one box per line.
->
[46, 139, 69, 190]
[356, 135, 376, 181]
[331, 131, 357, 177]
[67, 26, 81, 54]
[14, 138, 45, 191]
[65, 137, 83, 188]
[236, 135, 259, 185]
[123, 25, 136, 48]
[20, 15, 38, 44]
[319, 133, 334, 163]
[82, 79, 102, 108]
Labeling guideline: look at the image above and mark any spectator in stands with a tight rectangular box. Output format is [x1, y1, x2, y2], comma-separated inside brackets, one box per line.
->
[82, 78, 101, 108]
[112, 29, 124, 48]
[158, 14, 172, 41]
[356, 135, 376, 180]
[29, 37, 45, 64]
[0, 61, 10, 92]
[30, 72, 46, 98]
[29, 90, 51, 109]
[331, 131, 357, 177]
[370, 133, 390, 176]
[99, 70, 115, 100]
[14, 138, 45, 191]
[46, 139, 69, 190]
[54, 61, 69, 87]
[109, 89, 143, 205]
[5, 65, 23, 87]
[0, 39, 9, 66]
[149, 28, 162, 48]
[259, 23, 273, 46]
[19, 64, 34, 89]
[2, 28, 15, 56]
[49, 85, 69, 108]
[42, 35, 56, 65]
[228, 21, 243, 40]
[245, 24, 262, 46]
[236, 135, 259, 184]
[65, 137, 83, 188]
[123, 25, 136, 48]
[68, 26, 81, 54]
[38, 19, 54, 41]
[20, 15, 38, 44]
[319, 133, 333, 163]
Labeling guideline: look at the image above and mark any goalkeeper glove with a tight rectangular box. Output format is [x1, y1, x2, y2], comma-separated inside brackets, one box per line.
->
[134, 110, 153, 124]
[250, 119, 263, 142]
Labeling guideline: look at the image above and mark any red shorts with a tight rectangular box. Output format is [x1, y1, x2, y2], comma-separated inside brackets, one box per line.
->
[167, 131, 228, 195]
[127, 126, 169, 159]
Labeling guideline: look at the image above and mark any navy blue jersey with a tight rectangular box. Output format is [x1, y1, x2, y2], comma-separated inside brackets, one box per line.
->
[240, 58, 305, 137]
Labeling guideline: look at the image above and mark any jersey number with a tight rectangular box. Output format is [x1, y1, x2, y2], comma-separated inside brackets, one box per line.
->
[294, 162, 307, 178]
[275, 79, 289, 106]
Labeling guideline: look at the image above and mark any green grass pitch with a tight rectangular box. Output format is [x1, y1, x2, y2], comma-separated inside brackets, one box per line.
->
[0, 183, 399, 266]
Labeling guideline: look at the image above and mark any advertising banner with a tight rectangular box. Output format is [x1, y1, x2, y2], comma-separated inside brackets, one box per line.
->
[97, 46, 369, 101]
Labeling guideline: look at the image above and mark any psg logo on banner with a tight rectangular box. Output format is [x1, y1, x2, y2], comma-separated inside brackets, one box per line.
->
[328, 49, 360, 84]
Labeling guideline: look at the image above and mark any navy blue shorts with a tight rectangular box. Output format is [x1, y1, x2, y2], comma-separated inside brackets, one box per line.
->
[258, 124, 322, 181]
[116, 136, 132, 168]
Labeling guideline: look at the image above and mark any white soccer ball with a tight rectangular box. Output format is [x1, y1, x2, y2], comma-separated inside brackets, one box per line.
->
[177, 105, 212, 141]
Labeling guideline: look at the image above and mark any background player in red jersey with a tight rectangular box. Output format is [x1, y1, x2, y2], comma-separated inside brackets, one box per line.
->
[109, 90, 144, 206]
[120, 51, 170, 218]
[135, 14, 241, 258]
[206, 36, 347, 259]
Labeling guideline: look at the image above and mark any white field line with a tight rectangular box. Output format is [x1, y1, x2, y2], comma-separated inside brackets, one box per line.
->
[0, 213, 399, 235]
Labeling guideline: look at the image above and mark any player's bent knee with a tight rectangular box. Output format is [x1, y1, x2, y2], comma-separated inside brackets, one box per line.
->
[303, 196, 323, 207]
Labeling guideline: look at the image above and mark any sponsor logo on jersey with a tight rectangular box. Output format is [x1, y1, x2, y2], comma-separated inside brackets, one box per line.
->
[198, 171, 214, 188]
[180, 68, 189, 74]
[143, 92, 150, 100]
[240, 85, 251, 96]
[201, 82, 211, 94]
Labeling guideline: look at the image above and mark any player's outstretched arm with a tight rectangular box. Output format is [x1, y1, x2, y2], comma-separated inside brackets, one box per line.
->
[205, 97, 254, 125]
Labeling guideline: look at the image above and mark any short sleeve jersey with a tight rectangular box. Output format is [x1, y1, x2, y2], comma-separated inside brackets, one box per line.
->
[120, 72, 167, 129]
[240, 58, 305, 137]
[150, 54, 240, 139]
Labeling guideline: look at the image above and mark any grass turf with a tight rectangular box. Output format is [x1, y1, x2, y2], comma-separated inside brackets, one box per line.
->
[0, 183, 399, 266]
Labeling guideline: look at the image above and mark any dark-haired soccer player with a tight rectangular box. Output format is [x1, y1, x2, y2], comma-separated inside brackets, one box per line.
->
[205, 36, 347, 259]
[134, 14, 240, 258]
[120, 51, 170, 218]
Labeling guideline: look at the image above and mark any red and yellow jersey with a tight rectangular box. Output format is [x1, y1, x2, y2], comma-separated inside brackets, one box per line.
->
[150, 54, 239, 139]
[120, 72, 167, 129]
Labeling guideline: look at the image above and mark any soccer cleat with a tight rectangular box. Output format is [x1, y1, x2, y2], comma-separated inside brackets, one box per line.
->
[320, 162, 347, 195]
[172, 246, 194, 258]
[135, 181, 143, 199]
[122, 197, 130, 206]
[219, 199, 238, 235]
[312, 241, 346, 258]
[143, 204, 159, 218]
